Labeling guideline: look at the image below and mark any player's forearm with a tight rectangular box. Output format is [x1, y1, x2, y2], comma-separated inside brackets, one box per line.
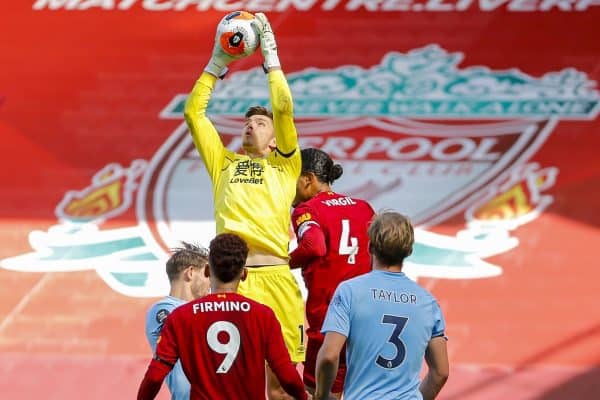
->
[137, 360, 171, 400]
[268, 70, 298, 154]
[184, 72, 216, 123]
[183, 72, 225, 175]
[314, 354, 339, 400]
[419, 369, 448, 400]
[184, 72, 220, 147]
[137, 377, 162, 400]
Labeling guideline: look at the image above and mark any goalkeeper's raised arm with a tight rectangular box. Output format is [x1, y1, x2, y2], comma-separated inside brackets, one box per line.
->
[252, 13, 298, 157]
[182, 37, 237, 182]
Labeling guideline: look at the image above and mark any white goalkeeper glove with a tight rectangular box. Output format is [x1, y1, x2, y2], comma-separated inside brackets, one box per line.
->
[204, 36, 236, 79]
[252, 13, 280, 70]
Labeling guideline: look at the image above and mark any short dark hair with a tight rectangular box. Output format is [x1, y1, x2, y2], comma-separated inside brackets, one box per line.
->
[208, 233, 249, 283]
[245, 105, 273, 120]
[368, 211, 414, 266]
[166, 242, 209, 282]
[301, 148, 343, 184]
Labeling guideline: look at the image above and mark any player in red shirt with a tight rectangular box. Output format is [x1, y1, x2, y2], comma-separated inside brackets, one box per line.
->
[138, 233, 308, 400]
[290, 148, 375, 399]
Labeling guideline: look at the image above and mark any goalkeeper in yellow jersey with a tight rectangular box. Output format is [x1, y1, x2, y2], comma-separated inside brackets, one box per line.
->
[183, 13, 305, 400]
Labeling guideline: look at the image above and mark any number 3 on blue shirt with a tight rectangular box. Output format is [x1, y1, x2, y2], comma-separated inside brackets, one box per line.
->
[376, 315, 409, 369]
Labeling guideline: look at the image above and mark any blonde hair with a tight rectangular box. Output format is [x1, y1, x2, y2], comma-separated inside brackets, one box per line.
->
[166, 242, 209, 282]
[367, 211, 414, 266]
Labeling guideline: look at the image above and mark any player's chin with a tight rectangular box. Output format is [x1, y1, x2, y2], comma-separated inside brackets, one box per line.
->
[241, 142, 254, 153]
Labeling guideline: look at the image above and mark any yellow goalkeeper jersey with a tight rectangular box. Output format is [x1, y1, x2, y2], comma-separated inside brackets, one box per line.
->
[184, 71, 300, 260]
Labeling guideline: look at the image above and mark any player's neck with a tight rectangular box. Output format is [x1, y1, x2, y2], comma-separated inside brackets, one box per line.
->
[245, 151, 265, 158]
[373, 260, 404, 273]
[242, 147, 270, 158]
[317, 184, 332, 194]
[169, 282, 194, 302]
[210, 284, 239, 294]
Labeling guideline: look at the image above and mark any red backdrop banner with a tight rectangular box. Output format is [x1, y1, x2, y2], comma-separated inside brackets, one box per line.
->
[1, 3, 599, 399]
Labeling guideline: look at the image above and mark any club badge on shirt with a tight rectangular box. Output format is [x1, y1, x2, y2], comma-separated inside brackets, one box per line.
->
[156, 309, 170, 324]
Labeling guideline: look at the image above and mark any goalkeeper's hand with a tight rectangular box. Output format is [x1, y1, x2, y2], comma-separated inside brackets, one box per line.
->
[204, 37, 237, 79]
[252, 12, 280, 70]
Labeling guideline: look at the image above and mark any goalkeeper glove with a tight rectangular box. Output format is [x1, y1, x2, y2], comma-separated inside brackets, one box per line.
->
[204, 36, 236, 79]
[252, 13, 280, 70]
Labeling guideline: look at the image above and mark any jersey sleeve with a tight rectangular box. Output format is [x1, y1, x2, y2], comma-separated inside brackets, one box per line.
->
[263, 307, 307, 400]
[154, 311, 180, 367]
[137, 358, 171, 400]
[431, 299, 447, 339]
[290, 204, 327, 268]
[321, 283, 352, 337]
[145, 304, 174, 353]
[183, 72, 229, 183]
[139, 313, 179, 400]
[267, 70, 300, 175]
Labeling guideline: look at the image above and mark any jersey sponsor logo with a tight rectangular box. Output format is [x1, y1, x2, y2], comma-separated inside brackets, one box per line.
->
[230, 159, 265, 185]
[229, 177, 264, 184]
[1, 45, 598, 295]
[295, 213, 313, 226]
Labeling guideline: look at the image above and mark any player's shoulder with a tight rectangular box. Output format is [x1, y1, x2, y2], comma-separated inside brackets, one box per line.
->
[146, 297, 182, 328]
[419, 284, 442, 305]
[348, 271, 374, 285]
[349, 195, 375, 213]
[160, 299, 198, 326]
[295, 193, 333, 215]
[328, 273, 372, 306]
[298, 195, 323, 212]
[267, 145, 300, 165]
[147, 296, 181, 316]
[292, 201, 319, 223]
[401, 277, 440, 305]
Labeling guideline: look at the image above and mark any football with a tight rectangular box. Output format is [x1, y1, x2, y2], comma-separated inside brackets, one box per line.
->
[216, 11, 259, 58]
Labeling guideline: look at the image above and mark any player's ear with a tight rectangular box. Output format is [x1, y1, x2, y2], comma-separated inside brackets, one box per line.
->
[240, 267, 248, 282]
[204, 264, 210, 278]
[302, 172, 315, 187]
[184, 265, 194, 281]
[298, 174, 308, 188]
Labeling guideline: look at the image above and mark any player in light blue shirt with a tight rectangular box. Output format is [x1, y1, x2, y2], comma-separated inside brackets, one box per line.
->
[315, 212, 449, 400]
[144, 242, 210, 400]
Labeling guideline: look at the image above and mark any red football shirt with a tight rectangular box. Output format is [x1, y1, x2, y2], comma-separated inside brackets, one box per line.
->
[138, 293, 306, 400]
[291, 191, 375, 339]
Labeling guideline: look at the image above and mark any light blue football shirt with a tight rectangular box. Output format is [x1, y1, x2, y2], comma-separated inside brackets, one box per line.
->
[145, 296, 190, 400]
[322, 270, 446, 400]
